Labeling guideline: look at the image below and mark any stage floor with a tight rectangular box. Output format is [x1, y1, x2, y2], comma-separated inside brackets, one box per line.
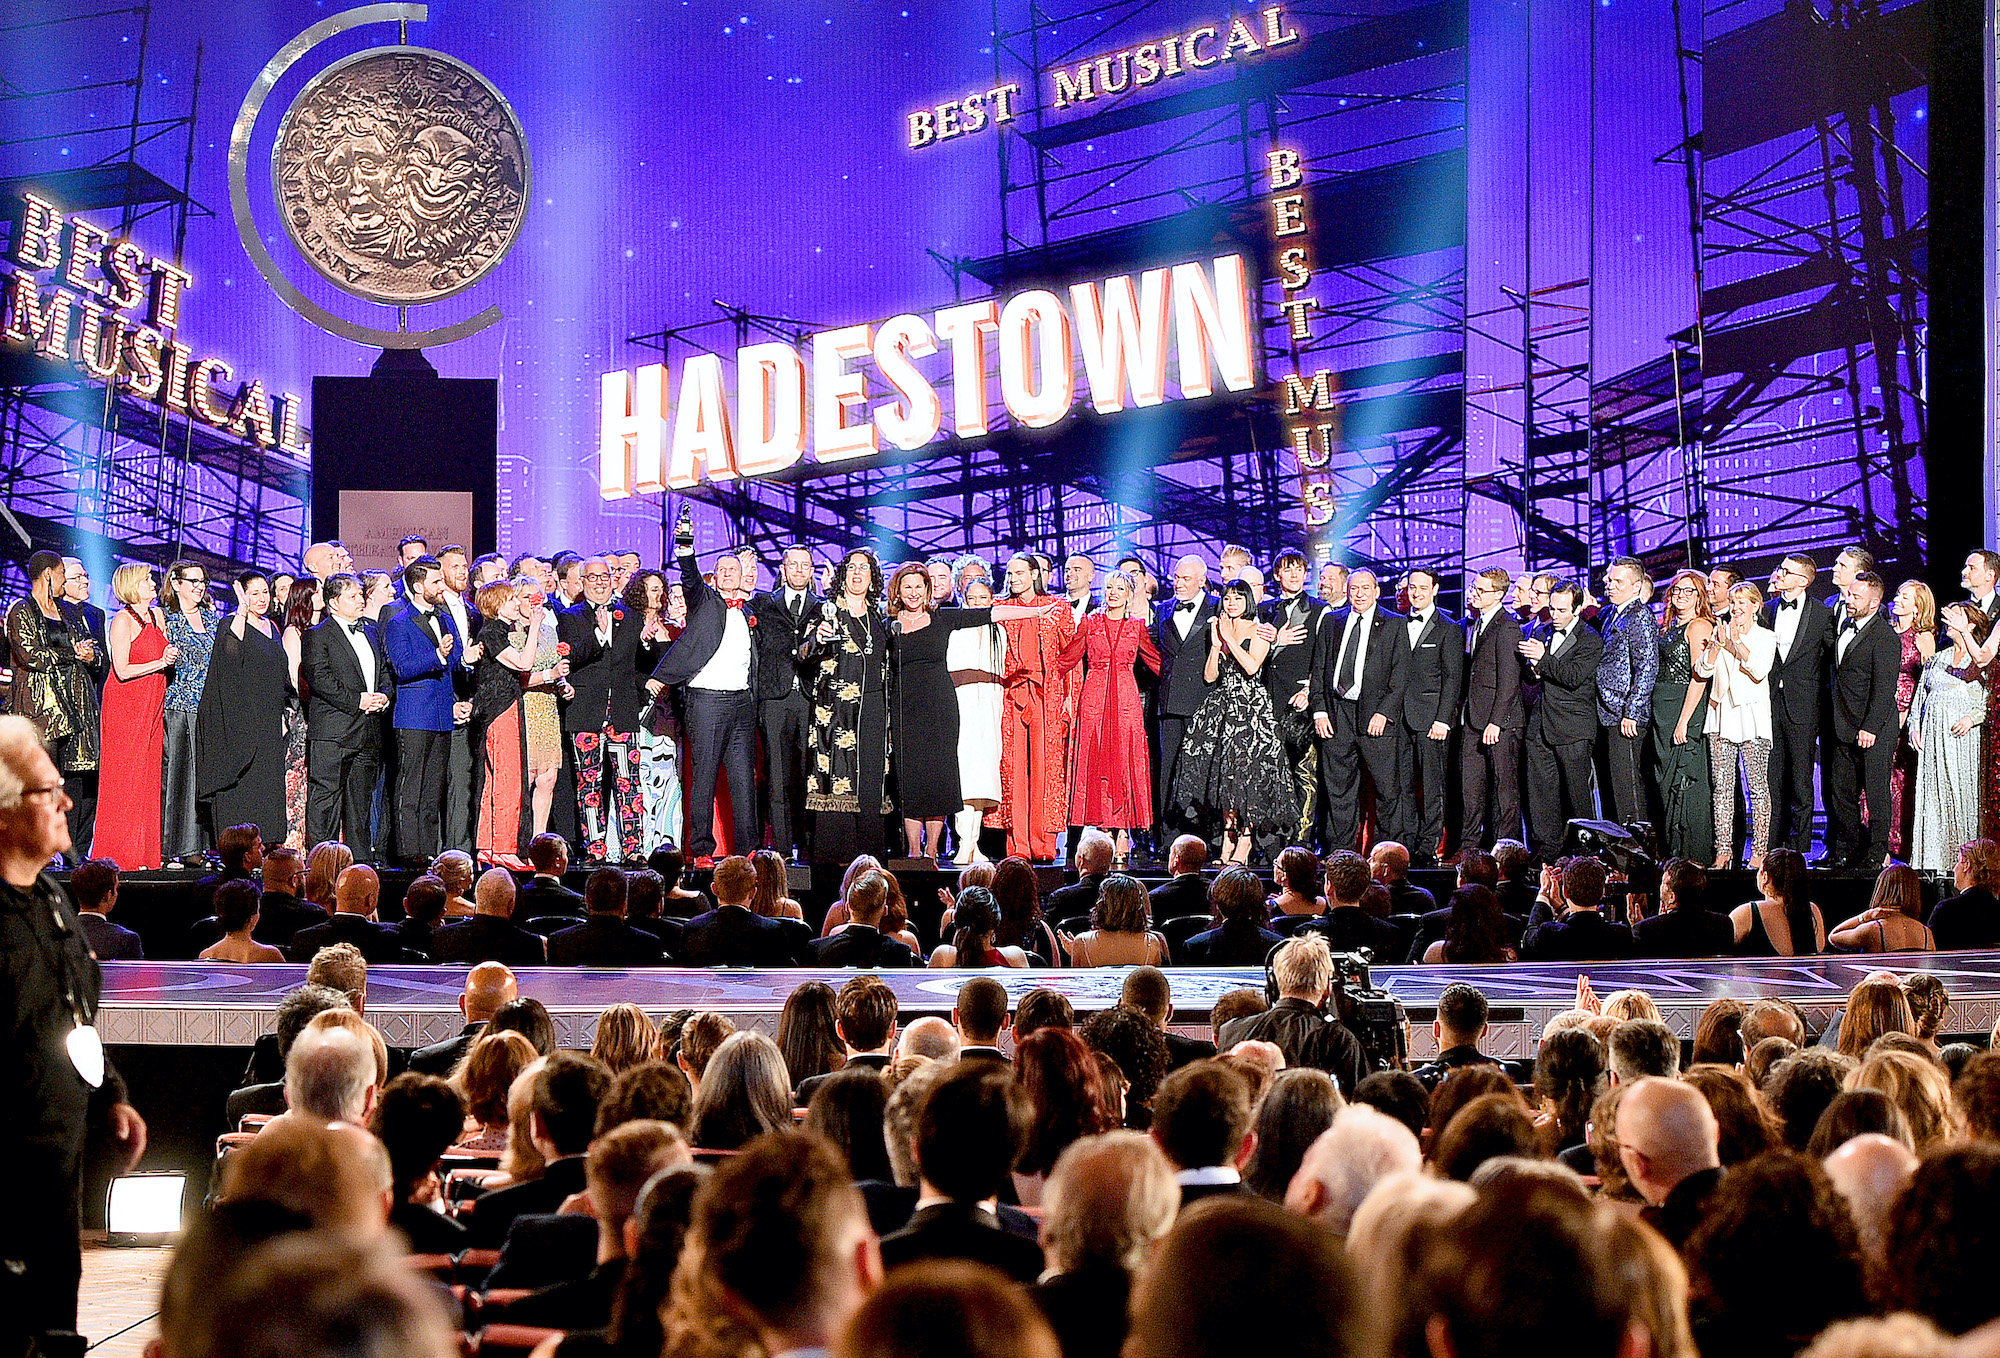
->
[98, 950, 2000, 1060]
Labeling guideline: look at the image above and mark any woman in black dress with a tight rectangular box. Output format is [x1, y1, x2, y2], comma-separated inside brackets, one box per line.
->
[195, 569, 291, 847]
[885, 562, 1057, 859]
[804, 549, 893, 863]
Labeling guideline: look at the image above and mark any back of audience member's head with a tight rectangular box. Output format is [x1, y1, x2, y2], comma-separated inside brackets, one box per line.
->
[1839, 974, 1917, 1058]
[1747, 1035, 1800, 1089]
[206, 1232, 458, 1358]
[307, 1008, 389, 1087]
[844, 869, 891, 927]
[883, 1061, 948, 1187]
[804, 1067, 894, 1183]
[1741, 998, 1807, 1051]
[1601, 990, 1661, 1024]
[306, 941, 368, 1011]
[690, 1031, 793, 1151]
[454, 1029, 537, 1128]
[916, 1062, 1031, 1201]
[1285, 1103, 1420, 1236]
[583, 865, 628, 916]
[1901, 973, 1949, 1042]
[285, 1022, 377, 1123]
[274, 984, 352, 1063]
[1808, 1088, 1912, 1156]
[898, 1016, 959, 1063]
[1243, 1068, 1342, 1200]
[1680, 1064, 1781, 1165]
[401, 875, 448, 928]
[1847, 1048, 1958, 1151]
[679, 1011, 739, 1081]
[1322, 850, 1369, 908]
[1208, 866, 1268, 926]
[1881, 1142, 2000, 1335]
[1127, 1196, 1357, 1358]
[473, 865, 517, 916]
[710, 854, 756, 906]
[836, 975, 899, 1054]
[370, 1073, 466, 1202]
[1274, 846, 1319, 898]
[1119, 966, 1173, 1024]
[1455, 848, 1500, 890]
[158, 1200, 314, 1358]
[665, 1132, 876, 1358]
[1079, 1004, 1170, 1125]
[1563, 856, 1609, 909]
[1534, 1027, 1604, 1149]
[483, 996, 556, 1055]
[836, 1260, 1060, 1358]
[1209, 988, 1267, 1046]
[301, 840, 351, 907]
[1823, 1133, 1918, 1295]
[954, 975, 1010, 1046]
[1609, 1018, 1680, 1083]
[1150, 1060, 1253, 1172]
[626, 868, 665, 921]
[588, 1119, 692, 1238]
[1344, 1173, 1474, 1328]
[596, 1059, 693, 1137]
[1041, 1130, 1178, 1274]
[526, 831, 567, 874]
[1765, 1048, 1858, 1149]
[1016, 1026, 1116, 1177]
[1798, 1315, 1953, 1358]
[1955, 1050, 2000, 1141]
[1428, 1065, 1519, 1148]
[1220, 1041, 1282, 1105]
[1692, 998, 1747, 1066]
[1014, 987, 1074, 1039]
[501, 1062, 547, 1183]
[1467, 1156, 1592, 1197]
[779, 981, 845, 1086]
[1436, 982, 1490, 1044]
[1683, 1149, 1864, 1349]
[1352, 1070, 1429, 1144]
[532, 1050, 613, 1158]
[214, 878, 260, 934]
[1430, 1093, 1543, 1182]
[220, 1118, 393, 1237]
[605, 1164, 709, 1358]
[592, 1002, 660, 1073]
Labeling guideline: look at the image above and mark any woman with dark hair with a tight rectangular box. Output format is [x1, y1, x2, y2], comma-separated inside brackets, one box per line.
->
[1880, 1143, 2000, 1335]
[927, 886, 1028, 967]
[687, 1031, 793, 1150]
[803, 1067, 894, 1182]
[1184, 866, 1284, 965]
[273, 575, 319, 849]
[1421, 885, 1516, 963]
[1078, 1004, 1170, 1129]
[1268, 847, 1321, 920]
[1243, 1068, 1342, 1200]
[1911, 600, 1992, 873]
[1169, 580, 1299, 866]
[1655, 568, 1716, 863]
[195, 568, 291, 846]
[624, 567, 681, 856]
[1430, 1093, 1542, 1182]
[1690, 998, 1748, 1066]
[1831, 865, 1934, 952]
[1534, 1027, 1604, 1155]
[1013, 1027, 1116, 1189]
[990, 855, 1058, 961]
[803, 548, 893, 862]
[554, 1164, 708, 1358]
[1730, 847, 1825, 956]
[1681, 1064, 1781, 1165]
[160, 558, 218, 860]
[1059, 874, 1168, 967]
[482, 997, 556, 1056]
[1803, 1088, 1910, 1156]
[777, 981, 845, 1094]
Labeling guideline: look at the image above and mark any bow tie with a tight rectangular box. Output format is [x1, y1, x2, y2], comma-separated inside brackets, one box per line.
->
[724, 598, 743, 610]
[1777, 598, 1798, 612]
[1841, 617, 1858, 632]
[348, 622, 368, 636]
[1175, 600, 1198, 614]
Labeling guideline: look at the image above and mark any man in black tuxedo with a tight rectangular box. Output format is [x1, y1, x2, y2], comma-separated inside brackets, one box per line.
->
[409, 963, 518, 1075]
[1519, 580, 1605, 861]
[1397, 568, 1463, 863]
[559, 556, 647, 863]
[1630, 859, 1734, 959]
[1152, 1061, 1253, 1208]
[1153, 555, 1219, 842]
[433, 867, 547, 967]
[1311, 569, 1408, 853]
[645, 509, 759, 865]
[797, 976, 899, 1103]
[1760, 554, 1832, 853]
[807, 872, 917, 967]
[302, 574, 394, 861]
[679, 855, 804, 965]
[750, 545, 819, 862]
[1518, 857, 1634, 961]
[548, 867, 667, 966]
[878, 1063, 1044, 1282]
[1963, 549, 2000, 624]
[1061, 554, 1099, 629]
[289, 864, 406, 962]
[247, 846, 326, 948]
[1823, 570, 1900, 870]
[1258, 548, 1330, 853]
[518, 833, 586, 919]
[1146, 835, 1211, 920]
[1120, 967, 1217, 1072]
[1457, 569, 1526, 853]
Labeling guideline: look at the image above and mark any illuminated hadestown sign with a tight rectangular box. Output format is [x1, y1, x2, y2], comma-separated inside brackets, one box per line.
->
[599, 253, 1255, 497]
[1, 192, 309, 453]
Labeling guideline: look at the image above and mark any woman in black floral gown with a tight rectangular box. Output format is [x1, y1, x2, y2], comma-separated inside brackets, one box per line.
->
[1169, 581, 1300, 864]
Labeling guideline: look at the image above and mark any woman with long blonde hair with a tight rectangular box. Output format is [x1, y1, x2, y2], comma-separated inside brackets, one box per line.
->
[1655, 569, 1717, 863]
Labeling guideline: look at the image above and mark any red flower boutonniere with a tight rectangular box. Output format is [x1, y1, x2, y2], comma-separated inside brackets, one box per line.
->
[555, 642, 571, 657]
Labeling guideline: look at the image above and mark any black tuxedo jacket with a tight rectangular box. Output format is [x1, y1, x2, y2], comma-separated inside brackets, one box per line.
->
[1153, 595, 1220, 718]
[1147, 873, 1211, 921]
[878, 1202, 1045, 1283]
[468, 1154, 587, 1248]
[302, 616, 394, 747]
[518, 876, 586, 919]
[649, 547, 758, 691]
[485, 1211, 598, 1290]
[432, 914, 547, 967]
[1462, 609, 1527, 731]
[1929, 887, 2000, 950]
[1759, 594, 1833, 727]
[409, 1022, 483, 1077]
[1311, 606, 1409, 727]
[288, 912, 408, 963]
[1631, 907, 1735, 959]
[250, 891, 327, 947]
[807, 924, 918, 968]
[65, 600, 108, 687]
[1045, 873, 1108, 924]
[556, 600, 645, 734]
[1183, 921, 1284, 966]
[750, 587, 819, 700]
[1258, 592, 1329, 710]
[680, 904, 806, 966]
[1400, 609, 1466, 731]
[548, 915, 668, 966]
[1525, 621, 1604, 745]
[1829, 613, 1900, 742]
[798, 1051, 891, 1106]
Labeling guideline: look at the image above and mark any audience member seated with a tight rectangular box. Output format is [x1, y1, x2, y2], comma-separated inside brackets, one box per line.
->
[929, 886, 1029, 967]
[199, 879, 284, 962]
[1016, 987, 1076, 1041]
[1430, 1088, 1541, 1182]
[1262, 845, 1320, 927]
[1520, 858, 1635, 961]
[1823, 1132, 1917, 1288]
[1214, 935, 1368, 1093]
[306, 938, 370, 1014]
[205, 1231, 459, 1358]
[1031, 1131, 1177, 1358]
[1880, 1142, 2000, 1336]
[198, 823, 267, 915]
[1806, 1089, 1911, 1156]
[1417, 884, 1516, 964]
[1629, 858, 1734, 958]
[1615, 1076, 1722, 1247]
[1147, 835, 1213, 921]
[1928, 839, 2000, 950]
[1398, 849, 1509, 962]
[1902, 973, 1948, 1051]
[390, 874, 448, 959]
[1730, 848, 1827, 956]
[952, 976, 1011, 1063]
[433, 866, 548, 966]
[1046, 830, 1115, 921]
[1078, 1004, 1170, 1129]
[1766, 1048, 1858, 1149]
[623, 868, 681, 954]
[370, 1072, 471, 1253]
[688, 1031, 793, 1150]
[879, 1063, 1044, 1281]
[1691, 997, 1747, 1065]
[227, 983, 352, 1122]
[410, 961, 518, 1075]
[1149, 1060, 1254, 1207]
[1741, 996, 1808, 1053]
[1242, 1067, 1341, 1201]
[248, 845, 323, 947]
[803, 1066, 894, 1183]
[1182, 867, 1284, 965]
[288, 865, 404, 962]
[1351, 1069, 1430, 1144]
[1057, 874, 1169, 967]
[1206, 988, 1265, 1049]
[1283, 1103, 1420, 1238]
[539, 1164, 706, 1358]
[681, 855, 803, 965]
[674, 1011, 737, 1094]
[808, 869, 919, 967]
[453, 1029, 539, 1150]
[799, 976, 899, 1103]
[1608, 1018, 1681, 1085]
[428, 850, 478, 917]
[1834, 972, 1917, 1057]
[1296, 850, 1404, 958]
[497, 1121, 692, 1331]
[1681, 1064, 1782, 1165]
[519, 832, 585, 917]
[1830, 864, 1936, 952]
[300, 839, 351, 916]
[1533, 1027, 1604, 1164]
[469, 1050, 612, 1246]
[777, 981, 845, 1092]
[1015, 1028, 1118, 1199]
[1848, 1048, 1957, 1151]
[597, 1060, 692, 1137]
[1410, 983, 1510, 1090]
[841, 1259, 1062, 1358]
[72, 858, 143, 959]
[216, 1116, 394, 1238]
[1117, 967, 1215, 1072]
[898, 1016, 960, 1063]
[278, 1020, 379, 1126]
[551, 869, 669, 966]
[591, 1002, 661, 1073]
[1372, 841, 1437, 912]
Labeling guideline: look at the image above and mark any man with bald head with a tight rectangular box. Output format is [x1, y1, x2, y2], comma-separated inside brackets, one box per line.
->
[1153, 556, 1218, 843]
[289, 864, 402, 963]
[410, 962, 519, 1075]
[220, 1117, 393, 1239]
[898, 1015, 962, 1063]
[1148, 835, 1211, 920]
[432, 867, 546, 966]
[1616, 1076, 1722, 1247]
[1824, 1132, 1917, 1276]
[302, 541, 352, 583]
[280, 1023, 380, 1126]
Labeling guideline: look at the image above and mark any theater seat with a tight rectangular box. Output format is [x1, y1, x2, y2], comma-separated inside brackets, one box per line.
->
[409, 1254, 458, 1281]
[518, 916, 579, 937]
[473, 1324, 563, 1358]
[1161, 915, 1211, 959]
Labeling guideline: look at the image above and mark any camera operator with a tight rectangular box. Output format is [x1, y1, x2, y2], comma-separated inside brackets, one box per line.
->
[1215, 935, 1369, 1095]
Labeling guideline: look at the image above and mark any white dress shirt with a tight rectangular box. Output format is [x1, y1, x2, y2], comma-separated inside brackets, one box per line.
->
[1173, 597, 1200, 640]
[441, 591, 472, 661]
[1835, 609, 1875, 665]
[1407, 607, 1432, 647]
[1772, 591, 1804, 661]
[1335, 606, 1375, 700]
[689, 601, 753, 691]
[1174, 1165, 1242, 1187]
[341, 619, 379, 692]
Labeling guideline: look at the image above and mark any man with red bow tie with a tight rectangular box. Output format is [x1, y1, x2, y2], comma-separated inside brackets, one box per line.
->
[559, 555, 649, 863]
[646, 510, 761, 865]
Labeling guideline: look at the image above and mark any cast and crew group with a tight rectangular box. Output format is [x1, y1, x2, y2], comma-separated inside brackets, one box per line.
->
[12, 531, 2000, 879]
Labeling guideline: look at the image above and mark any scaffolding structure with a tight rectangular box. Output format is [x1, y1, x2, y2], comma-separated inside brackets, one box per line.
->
[0, 3, 308, 589]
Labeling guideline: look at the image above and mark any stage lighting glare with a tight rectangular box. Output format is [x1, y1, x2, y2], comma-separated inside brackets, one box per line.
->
[106, 1172, 186, 1244]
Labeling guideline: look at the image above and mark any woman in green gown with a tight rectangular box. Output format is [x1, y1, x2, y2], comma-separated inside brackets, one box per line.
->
[1653, 568, 1717, 863]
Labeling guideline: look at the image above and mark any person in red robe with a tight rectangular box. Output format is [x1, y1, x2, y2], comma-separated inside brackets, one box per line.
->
[992, 554, 1076, 862]
[1055, 569, 1161, 866]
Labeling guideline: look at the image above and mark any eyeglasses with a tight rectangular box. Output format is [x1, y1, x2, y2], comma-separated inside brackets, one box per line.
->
[20, 781, 65, 803]
[582, 572, 612, 582]
[1670, 585, 1699, 595]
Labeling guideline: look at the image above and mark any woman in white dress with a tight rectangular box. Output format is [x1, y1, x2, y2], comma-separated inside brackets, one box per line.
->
[1696, 581, 1778, 868]
[1909, 602, 1991, 873]
[946, 576, 1008, 864]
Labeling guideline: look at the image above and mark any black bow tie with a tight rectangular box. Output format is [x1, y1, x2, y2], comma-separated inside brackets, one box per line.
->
[1841, 618, 1858, 632]
[348, 622, 368, 636]
[1176, 601, 1198, 614]
[1777, 598, 1798, 612]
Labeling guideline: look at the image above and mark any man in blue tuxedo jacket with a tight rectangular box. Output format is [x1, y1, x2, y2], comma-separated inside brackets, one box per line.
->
[1595, 557, 1659, 828]
[383, 558, 469, 867]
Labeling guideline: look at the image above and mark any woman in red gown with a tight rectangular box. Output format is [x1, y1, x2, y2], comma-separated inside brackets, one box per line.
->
[992, 554, 1077, 862]
[1055, 569, 1161, 867]
[94, 564, 178, 870]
